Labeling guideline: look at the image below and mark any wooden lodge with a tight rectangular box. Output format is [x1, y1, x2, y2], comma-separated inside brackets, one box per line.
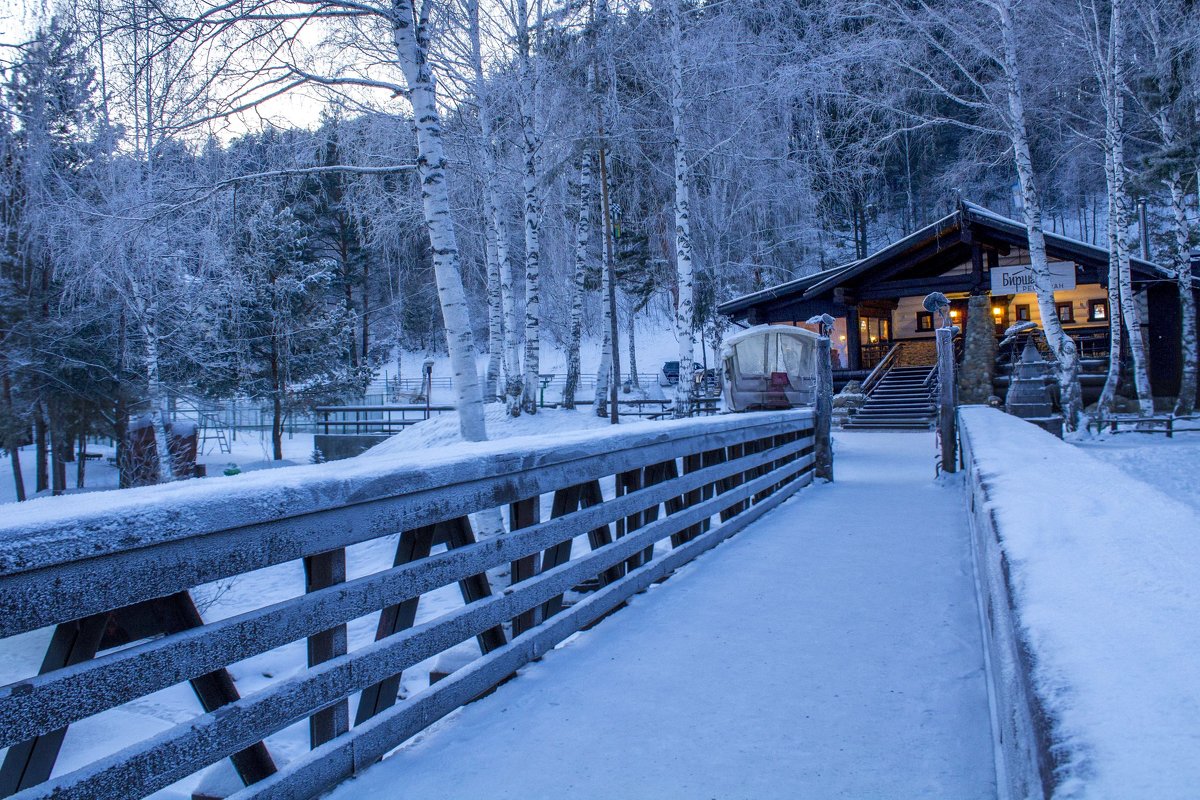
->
[718, 200, 1200, 403]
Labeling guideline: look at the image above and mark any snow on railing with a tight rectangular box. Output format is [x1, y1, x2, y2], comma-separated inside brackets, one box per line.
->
[959, 406, 1200, 800]
[0, 410, 816, 800]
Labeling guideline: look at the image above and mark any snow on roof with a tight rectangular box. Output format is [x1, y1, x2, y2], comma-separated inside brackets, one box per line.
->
[722, 324, 821, 349]
[959, 407, 1200, 796]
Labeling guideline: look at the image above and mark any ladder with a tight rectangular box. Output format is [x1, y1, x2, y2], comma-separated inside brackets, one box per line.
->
[199, 411, 232, 455]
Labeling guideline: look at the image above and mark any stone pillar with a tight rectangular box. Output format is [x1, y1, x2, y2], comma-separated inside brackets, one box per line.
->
[958, 294, 997, 404]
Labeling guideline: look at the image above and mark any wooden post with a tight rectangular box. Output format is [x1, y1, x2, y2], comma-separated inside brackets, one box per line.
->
[815, 328, 834, 482]
[303, 550, 349, 747]
[354, 525, 437, 725]
[937, 325, 958, 473]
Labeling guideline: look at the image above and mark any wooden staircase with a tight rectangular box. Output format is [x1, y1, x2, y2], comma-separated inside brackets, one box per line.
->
[844, 366, 937, 429]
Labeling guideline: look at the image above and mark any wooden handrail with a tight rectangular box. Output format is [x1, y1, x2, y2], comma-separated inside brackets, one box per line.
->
[0, 411, 817, 800]
[861, 342, 905, 394]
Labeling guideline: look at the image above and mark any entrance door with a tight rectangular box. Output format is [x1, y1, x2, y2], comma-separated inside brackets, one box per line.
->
[859, 315, 892, 369]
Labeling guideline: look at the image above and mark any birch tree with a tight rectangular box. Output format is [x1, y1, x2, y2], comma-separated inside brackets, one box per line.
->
[1136, 0, 1198, 415]
[563, 154, 592, 409]
[876, 0, 1086, 428]
[515, 0, 543, 415]
[1081, 0, 1154, 415]
[467, 0, 522, 411]
[668, 0, 695, 418]
[391, 0, 487, 440]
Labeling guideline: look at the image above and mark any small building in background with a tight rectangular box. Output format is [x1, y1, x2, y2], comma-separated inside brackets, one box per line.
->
[718, 200, 1198, 404]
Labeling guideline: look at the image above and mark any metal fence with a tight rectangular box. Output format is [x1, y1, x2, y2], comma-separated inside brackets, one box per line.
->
[0, 410, 816, 800]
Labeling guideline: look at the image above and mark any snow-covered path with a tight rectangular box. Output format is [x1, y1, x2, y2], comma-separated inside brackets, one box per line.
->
[325, 432, 997, 799]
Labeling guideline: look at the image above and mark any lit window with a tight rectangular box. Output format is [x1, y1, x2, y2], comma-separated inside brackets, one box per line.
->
[1089, 299, 1108, 322]
[1056, 302, 1074, 323]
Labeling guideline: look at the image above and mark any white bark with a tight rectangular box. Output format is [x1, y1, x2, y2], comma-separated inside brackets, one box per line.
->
[517, 0, 542, 416]
[1169, 172, 1196, 414]
[594, 258, 613, 415]
[670, 0, 695, 418]
[997, 0, 1083, 429]
[484, 222, 502, 401]
[1097, 148, 1123, 416]
[141, 313, 176, 482]
[392, 0, 486, 442]
[495, 204, 523, 415]
[1099, 0, 1154, 415]
[468, 0, 522, 416]
[564, 155, 591, 410]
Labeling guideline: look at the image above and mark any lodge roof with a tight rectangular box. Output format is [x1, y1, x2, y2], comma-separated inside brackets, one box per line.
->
[718, 200, 1188, 319]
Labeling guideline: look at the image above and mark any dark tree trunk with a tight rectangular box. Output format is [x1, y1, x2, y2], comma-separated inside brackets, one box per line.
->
[361, 260, 370, 363]
[76, 427, 86, 489]
[1, 369, 24, 502]
[271, 336, 284, 461]
[35, 403, 48, 494]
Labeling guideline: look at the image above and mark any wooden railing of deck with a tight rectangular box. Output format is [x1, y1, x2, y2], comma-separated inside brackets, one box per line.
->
[0, 410, 816, 800]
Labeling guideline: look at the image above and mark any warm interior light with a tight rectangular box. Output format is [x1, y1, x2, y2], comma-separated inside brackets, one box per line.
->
[950, 309, 960, 319]
[839, 335, 846, 341]
[992, 306, 1003, 317]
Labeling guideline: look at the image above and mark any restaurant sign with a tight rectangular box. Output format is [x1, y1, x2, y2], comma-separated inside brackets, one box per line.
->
[990, 261, 1076, 294]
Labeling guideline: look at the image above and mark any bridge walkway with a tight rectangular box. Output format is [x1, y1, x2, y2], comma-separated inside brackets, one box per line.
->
[325, 432, 997, 799]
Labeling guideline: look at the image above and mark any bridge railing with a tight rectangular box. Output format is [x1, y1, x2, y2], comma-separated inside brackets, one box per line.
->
[0, 409, 816, 800]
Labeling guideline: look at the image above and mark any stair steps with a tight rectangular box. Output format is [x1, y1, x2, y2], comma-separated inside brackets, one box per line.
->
[843, 364, 937, 430]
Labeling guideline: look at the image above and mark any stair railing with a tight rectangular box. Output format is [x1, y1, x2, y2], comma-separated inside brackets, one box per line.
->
[861, 342, 905, 395]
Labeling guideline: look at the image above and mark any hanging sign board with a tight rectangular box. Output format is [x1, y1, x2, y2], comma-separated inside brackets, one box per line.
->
[990, 261, 1076, 294]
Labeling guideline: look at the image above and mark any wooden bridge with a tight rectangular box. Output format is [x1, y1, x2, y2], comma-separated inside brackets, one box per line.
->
[3, 411, 902, 800]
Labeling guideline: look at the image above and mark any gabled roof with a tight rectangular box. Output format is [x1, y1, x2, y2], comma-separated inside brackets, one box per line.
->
[718, 200, 1188, 319]
[717, 261, 859, 317]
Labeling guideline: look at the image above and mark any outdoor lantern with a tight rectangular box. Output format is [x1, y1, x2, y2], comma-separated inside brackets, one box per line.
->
[992, 305, 1003, 318]
[950, 309, 960, 320]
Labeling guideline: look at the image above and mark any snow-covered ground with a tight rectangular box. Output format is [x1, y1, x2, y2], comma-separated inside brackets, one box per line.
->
[323, 431, 997, 800]
[1073, 430, 1200, 515]
[962, 408, 1200, 798]
[0, 431, 318, 506]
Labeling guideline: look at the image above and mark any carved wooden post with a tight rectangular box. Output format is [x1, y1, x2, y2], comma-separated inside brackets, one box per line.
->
[808, 314, 835, 481]
[937, 325, 958, 473]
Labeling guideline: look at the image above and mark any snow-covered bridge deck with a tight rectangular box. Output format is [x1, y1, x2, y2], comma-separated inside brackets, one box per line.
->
[325, 432, 997, 799]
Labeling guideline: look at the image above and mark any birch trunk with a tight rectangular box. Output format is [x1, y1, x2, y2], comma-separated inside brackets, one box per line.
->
[670, 0, 695, 419]
[997, 0, 1083, 429]
[1097, 148, 1123, 416]
[484, 223, 503, 402]
[1169, 171, 1196, 414]
[469, 0, 522, 415]
[138, 300, 177, 482]
[517, 0, 542, 415]
[495, 205, 523, 415]
[392, 0, 486, 442]
[595, 260, 612, 416]
[1102, 0, 1154, 415]
[564, 155, 592, 410]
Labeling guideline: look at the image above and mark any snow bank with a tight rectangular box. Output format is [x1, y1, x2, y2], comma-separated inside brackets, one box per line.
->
[364, 404, 614, 456]
[958, 406, 1200, 799]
